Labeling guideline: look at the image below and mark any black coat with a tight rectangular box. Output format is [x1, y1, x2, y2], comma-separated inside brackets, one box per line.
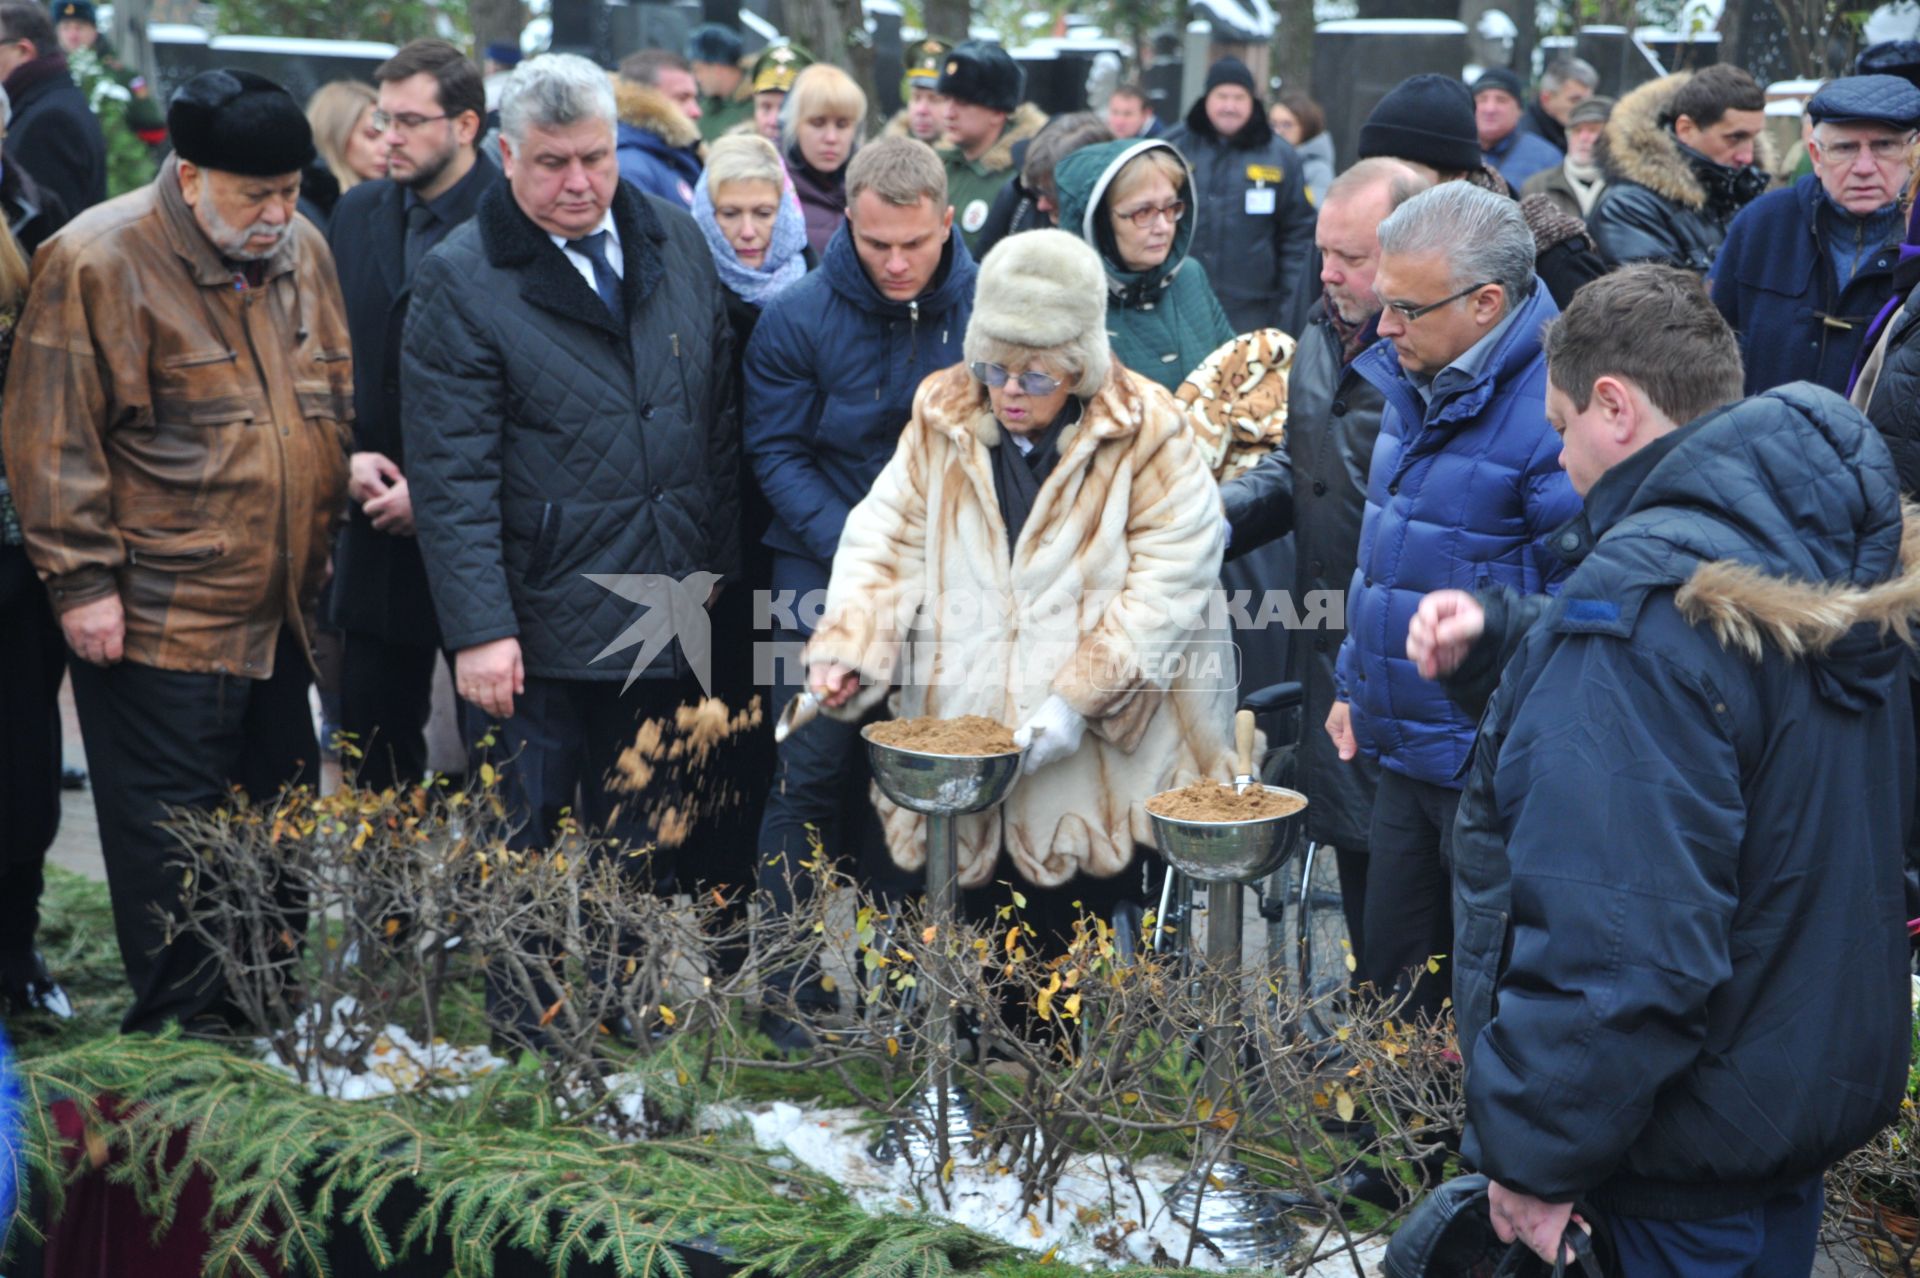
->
[1164, 102, 1316, 335]
[1219, 305, 1384, 849]
[1445, 385, 1913, 1218]
[1518, 98, 1566, 154]
[402, 181, 740, 680]
[326, 162, 496, 645]
[4, 56, 105, 215]
[1863, 262, 1920, 496]
[976, 137, 1048, 259]
[0, 157, 68, 261]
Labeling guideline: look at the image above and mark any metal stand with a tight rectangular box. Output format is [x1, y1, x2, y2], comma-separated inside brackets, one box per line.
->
[1162, 878, 1299, 1265]
[859, 732, 1022, 1171]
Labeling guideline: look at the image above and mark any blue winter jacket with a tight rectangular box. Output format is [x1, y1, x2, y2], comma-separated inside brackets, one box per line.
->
[1710, 173, 1901, 396]
[1444, 385, 1912, 1219]
[743, 222, 976, 604]
[617, 122, 702, 209]
[1335, 284, 1580, 786]
[1482, 128, 1563, 192]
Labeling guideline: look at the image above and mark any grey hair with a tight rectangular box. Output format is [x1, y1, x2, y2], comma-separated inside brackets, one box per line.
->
[0, 84, 11, 133]
[1377, 181, 1535, 312]
[499, 52, 617, 147]
[1540, 56, 1599, 93]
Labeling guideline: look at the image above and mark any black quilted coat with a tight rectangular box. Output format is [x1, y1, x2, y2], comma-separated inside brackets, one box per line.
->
[402, 180, 740, 681]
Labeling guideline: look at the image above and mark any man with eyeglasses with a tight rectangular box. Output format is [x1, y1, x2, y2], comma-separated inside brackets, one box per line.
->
[325, 39, 494, 791]
[1326, 181, 1578, 1026]
[1710, 75, 1920, 396]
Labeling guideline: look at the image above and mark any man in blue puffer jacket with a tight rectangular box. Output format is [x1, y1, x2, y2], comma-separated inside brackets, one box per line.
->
[1327, 182, 1580, 1019]
[743, 136, 976, 1047]
[1411, 265, 1913, 1277]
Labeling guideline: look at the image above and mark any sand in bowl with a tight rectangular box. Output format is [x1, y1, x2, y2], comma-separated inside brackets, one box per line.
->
[1147, 780, 1306, 822]
[867, 715, 1018, 756]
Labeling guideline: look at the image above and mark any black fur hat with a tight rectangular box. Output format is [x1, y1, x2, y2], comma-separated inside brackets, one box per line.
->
[167, 68, 316, 177]
[936, 40, 1022, 113]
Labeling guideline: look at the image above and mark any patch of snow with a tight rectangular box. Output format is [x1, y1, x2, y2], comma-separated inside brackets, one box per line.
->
[717, 1099, 1386, 1274]
[257, 999, 508, 1101]
[1315, 18, 1468, 34]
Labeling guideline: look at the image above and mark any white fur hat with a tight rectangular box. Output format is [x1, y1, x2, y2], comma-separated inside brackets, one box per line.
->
[964, 229, 1111, 397]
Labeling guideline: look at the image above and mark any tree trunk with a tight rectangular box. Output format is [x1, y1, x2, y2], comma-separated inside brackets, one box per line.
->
[1270, 0, 1315, 93]
[469, 0, 528, 56]
[922, 0, 971, 45]
[785, 0, 880, 127]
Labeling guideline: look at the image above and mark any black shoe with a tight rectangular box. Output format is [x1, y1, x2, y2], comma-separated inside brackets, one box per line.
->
[60, 766, 87, 792]
[0, 951, 73, 1019]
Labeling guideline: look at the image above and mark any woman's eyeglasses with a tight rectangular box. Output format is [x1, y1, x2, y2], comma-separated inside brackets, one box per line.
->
[971, 361, 1064, 396]
[1114, 200, 1186, 229]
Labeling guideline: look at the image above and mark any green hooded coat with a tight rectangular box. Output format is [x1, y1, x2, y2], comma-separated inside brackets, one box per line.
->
[1055, 138, 1235, 391]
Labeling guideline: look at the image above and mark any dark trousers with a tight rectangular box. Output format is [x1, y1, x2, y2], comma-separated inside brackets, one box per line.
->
[756, 627, 917, 1004]
[1361, 768, 1459, 1020]
[340, 630, 451, 790]
[68, 628, 318, 1034]
[1333, 845, 1369, 973]
[1609, 1178, 1822, 1278]
[0, 545, 65, 964]
[468, 672, 754, 1029]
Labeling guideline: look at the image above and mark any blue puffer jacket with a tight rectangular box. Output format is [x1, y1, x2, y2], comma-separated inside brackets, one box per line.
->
[1444, 385, 1913, 1219]
[743, 221, 976, 605]
[615, 82, 702, 209]
[1482, 128, 1563, 192]
[1336, 284, 1580, 785]
[1710, 173, 1900, 396]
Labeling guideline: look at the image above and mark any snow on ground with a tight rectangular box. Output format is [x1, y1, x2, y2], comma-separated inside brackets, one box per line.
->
[721, 1099, 1387, 1275]
[259, 1005, 1386, 1273]
[257, 997, 509, 1101]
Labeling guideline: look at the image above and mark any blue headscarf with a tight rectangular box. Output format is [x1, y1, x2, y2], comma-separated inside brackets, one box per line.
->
[693, 164, 810, 308]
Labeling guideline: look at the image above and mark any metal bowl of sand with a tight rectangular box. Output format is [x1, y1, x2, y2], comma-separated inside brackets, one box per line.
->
[1146, 712, 1308, 884]
[860, 717, 1025, 817]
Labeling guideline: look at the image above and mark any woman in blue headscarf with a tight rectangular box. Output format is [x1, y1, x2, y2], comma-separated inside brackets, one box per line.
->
[692, 133, 815, 354]
[688, 132, 813, 937]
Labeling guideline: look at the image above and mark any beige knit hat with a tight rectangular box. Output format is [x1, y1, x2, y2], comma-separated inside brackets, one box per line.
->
[963, 229, 1111, 397]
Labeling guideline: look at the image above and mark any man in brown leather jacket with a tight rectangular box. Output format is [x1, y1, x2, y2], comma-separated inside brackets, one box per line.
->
[1, 69, 352, 1035]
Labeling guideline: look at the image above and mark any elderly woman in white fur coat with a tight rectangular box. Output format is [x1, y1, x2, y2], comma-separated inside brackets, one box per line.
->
[804, 229, 1238, 922]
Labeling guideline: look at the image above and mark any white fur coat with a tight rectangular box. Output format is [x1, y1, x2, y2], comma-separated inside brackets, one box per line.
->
[806, 361, 1238, 888]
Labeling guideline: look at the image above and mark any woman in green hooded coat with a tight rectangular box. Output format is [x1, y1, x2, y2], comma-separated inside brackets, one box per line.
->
[1054, 138, 1235, 390]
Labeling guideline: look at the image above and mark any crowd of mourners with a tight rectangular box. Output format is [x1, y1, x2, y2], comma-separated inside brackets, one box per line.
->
[2, 8, 1920, 1269]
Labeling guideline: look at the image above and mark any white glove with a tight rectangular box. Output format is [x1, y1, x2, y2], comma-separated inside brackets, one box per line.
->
[1013, 694, 1087, 775]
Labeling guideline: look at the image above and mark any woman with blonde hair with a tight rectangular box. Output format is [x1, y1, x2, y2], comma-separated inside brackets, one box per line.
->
[694, 134, 814, 353]
[305, 80, 385, 223]
[1055, 138, 1234, 390]
[0, 216, 71, 1017]
[781, 63, 866, 254]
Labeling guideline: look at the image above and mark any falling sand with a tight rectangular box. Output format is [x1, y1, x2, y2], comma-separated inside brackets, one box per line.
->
[611, 697, 765, 847]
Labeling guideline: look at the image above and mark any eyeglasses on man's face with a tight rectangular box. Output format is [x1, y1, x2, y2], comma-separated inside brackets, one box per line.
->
[1816, 134, 1916, 166]
[1382, 280, 1494, 324]
[971, 361, 1064, 396]
[371, 109, 451, 133]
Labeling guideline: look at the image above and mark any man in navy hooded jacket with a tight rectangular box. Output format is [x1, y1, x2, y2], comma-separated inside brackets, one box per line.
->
[1327, 181, 1580, 1021]
[742, 136, 975, 1045]
[1711, 74, 1920, 394]
[1409, 265, 1915, 1276]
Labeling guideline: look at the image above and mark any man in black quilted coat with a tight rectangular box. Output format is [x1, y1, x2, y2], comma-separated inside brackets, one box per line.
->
[402, 54, 741, 919]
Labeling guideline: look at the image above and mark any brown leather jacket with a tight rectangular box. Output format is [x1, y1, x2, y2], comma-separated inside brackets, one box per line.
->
[2, 155, 352, 678]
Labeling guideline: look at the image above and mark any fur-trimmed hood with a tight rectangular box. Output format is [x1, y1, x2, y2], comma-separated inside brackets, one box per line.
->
[954, 101, 1047, 175]
[615, 79, 703, 150]
[1598, 71, 1774, 212]
[1554, 383, 1914, 699]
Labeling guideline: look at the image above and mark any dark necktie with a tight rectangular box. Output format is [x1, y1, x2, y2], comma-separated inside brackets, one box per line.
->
[566, 230, 624, 324]
[403, 201, 435, 276]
